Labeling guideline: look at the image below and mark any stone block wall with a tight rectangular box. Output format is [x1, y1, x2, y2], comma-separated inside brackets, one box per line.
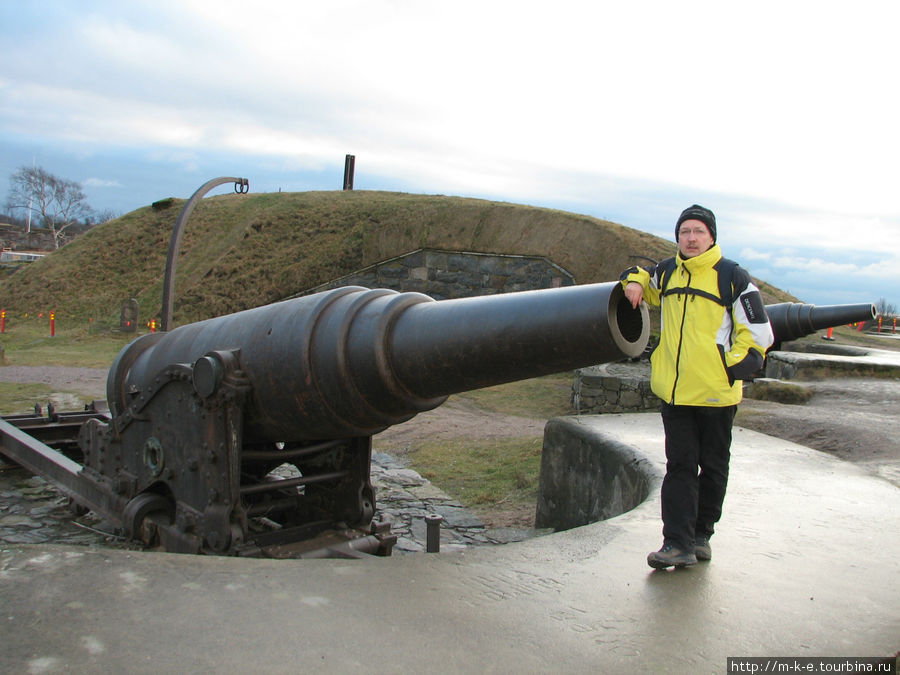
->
[301, 248, 574, 300]
[572, 361, 658, 414]
[764, 350, 900, 380]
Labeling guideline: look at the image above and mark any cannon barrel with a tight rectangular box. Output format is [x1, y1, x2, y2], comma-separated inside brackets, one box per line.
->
[110, 282, 649, 442]
[766, 302, 876, 345]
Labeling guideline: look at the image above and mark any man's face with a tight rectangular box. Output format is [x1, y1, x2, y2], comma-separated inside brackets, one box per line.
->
[677, 219, 714, 258]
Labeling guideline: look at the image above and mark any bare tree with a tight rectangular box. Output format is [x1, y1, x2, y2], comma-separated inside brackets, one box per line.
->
[6, 166, 93, 249]
[875, 297, 897, 317]
[88, 208, 121, 225]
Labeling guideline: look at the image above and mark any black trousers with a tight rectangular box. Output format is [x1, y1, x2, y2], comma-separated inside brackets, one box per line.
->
[659, 402, 737, 550]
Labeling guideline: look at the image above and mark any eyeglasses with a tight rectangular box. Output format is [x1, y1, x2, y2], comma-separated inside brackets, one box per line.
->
[679, 227, 709, 238]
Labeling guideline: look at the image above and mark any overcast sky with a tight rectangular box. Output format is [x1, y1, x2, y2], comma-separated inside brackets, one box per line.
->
[2, 0, 898, 308]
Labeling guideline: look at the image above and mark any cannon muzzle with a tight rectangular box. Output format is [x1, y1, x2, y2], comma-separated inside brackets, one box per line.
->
[110, 282, 649, 441]
[766, 302, 876, 346]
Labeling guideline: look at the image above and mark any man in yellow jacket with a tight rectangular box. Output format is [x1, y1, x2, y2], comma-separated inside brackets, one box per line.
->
[621, 204, 774, 569]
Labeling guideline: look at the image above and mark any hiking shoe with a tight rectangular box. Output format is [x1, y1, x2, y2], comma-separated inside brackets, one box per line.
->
[647, 543, 697, 569]
[694, 536, 712, 561]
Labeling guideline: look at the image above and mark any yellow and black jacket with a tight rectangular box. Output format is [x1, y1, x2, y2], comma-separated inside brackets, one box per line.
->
[621, 244, 774, 407]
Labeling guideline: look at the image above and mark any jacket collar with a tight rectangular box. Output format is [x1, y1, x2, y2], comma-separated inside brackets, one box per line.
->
[676, 244, 722, 273]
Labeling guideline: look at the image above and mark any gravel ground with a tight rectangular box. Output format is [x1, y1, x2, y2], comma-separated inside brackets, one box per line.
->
[0, 366, 108, 400]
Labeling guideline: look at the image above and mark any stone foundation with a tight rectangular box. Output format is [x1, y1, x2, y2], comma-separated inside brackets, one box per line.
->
[764, 350, 900, 380]
[572, 361, 658, 414]
[299, 248, 574, 300]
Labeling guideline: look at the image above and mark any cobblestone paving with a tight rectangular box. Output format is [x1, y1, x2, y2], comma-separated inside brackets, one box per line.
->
[370, 451, 546, 553]
[0, 452, 545, 555]
[0, 462, 141, 551]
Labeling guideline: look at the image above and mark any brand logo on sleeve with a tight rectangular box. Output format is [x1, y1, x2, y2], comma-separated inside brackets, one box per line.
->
[741, 294, 768, 324]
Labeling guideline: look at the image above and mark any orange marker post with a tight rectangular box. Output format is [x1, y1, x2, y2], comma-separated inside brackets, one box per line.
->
[0, 309, 5, 333]
[50, 311, 56, 337]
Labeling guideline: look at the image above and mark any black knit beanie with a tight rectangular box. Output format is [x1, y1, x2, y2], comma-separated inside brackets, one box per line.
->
[675, 204, 717, 242]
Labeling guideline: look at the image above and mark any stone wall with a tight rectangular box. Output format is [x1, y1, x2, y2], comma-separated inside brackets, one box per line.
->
[535, 416, 658, 531]
[301, 248, 575, 300]
[764, 349, 900, 380]
[572, 361, 658, 414]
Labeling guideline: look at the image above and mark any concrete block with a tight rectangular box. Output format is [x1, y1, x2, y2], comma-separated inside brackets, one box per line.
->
[535, 417, 657, 531]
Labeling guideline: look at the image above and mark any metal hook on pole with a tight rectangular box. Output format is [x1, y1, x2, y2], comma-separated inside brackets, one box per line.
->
[160, 176, 249, 332]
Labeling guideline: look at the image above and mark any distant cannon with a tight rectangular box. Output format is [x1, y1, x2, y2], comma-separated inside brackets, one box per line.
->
[1, 282, 648, 557]
[766, 302, 877, 349]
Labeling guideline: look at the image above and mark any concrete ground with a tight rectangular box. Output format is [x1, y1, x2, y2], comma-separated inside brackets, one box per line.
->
[2, 411, 897, 674]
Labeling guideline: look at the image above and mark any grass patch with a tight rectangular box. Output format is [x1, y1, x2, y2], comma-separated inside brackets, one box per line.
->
[0, 321, 135, 368]
[788, 363, 900, 380]
[455, 373, 574, 417]
[395, 374, 573, 514]
[743, 379, 814, 405]
[409, 436, 543, 507]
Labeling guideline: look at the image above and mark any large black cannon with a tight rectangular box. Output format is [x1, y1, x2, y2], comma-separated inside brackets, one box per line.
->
[0, 282, 648, 557]
[0, 283, 875, 557]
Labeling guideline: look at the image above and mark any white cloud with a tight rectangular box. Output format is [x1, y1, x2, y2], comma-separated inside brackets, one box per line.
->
[7, 1, 897, 219]
[727, 206, 900, 259]
[739, 248, 772, 262]
[769, 254, 894, 281]
[738, 243, 900, 306]
[83, 178, 122, 188]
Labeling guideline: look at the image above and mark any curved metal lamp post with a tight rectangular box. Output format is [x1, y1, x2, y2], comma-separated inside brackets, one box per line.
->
[160, 176, 249, 331]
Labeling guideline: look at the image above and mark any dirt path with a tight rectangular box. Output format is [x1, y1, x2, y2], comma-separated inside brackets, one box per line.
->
[373, 396, 546, 450]
[373, 374, 900, 487]
[0, 366, 108, 400]
[737, 377, 900, 486]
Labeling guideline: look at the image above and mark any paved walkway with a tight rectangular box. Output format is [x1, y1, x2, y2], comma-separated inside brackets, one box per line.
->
[2, 412, 897, 673]
[772, 343, 900, 370]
